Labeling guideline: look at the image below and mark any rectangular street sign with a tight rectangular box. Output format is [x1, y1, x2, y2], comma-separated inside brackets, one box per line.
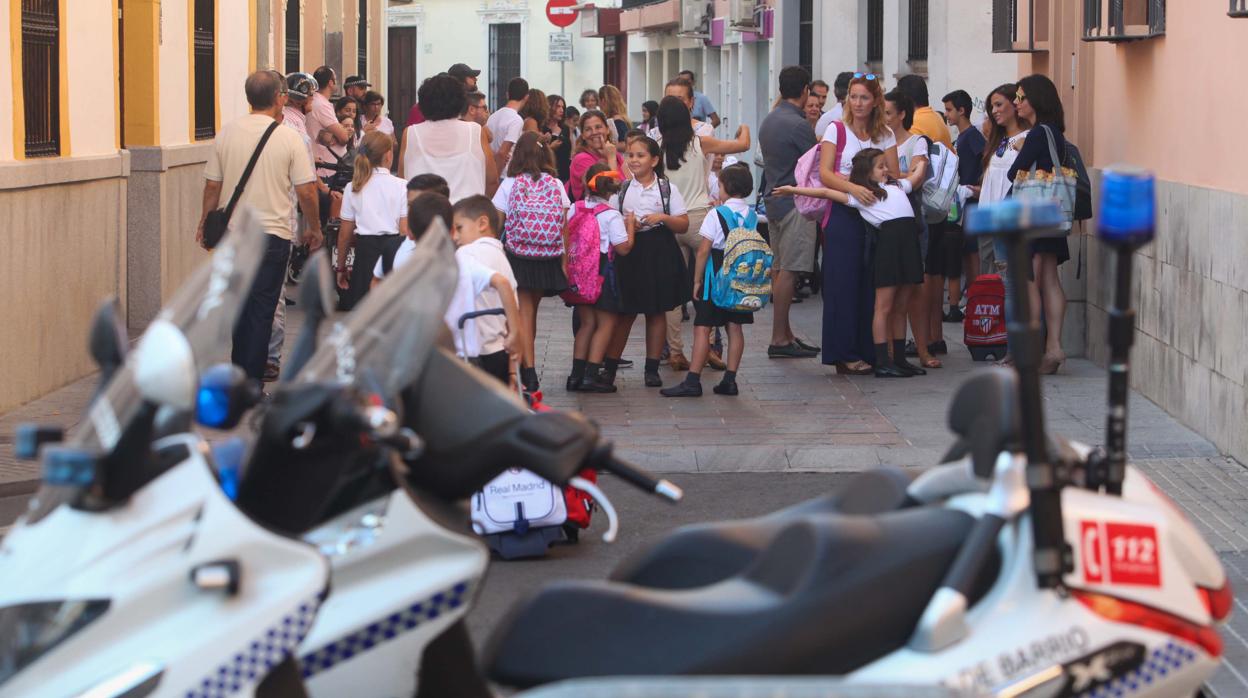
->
[549, 32, 574, 62]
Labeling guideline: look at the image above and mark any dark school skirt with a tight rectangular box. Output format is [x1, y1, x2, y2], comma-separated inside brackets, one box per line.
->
[873, 218, 925, 288]
[1030, 236, 1071, 265]
[506, 251, 568, 295]
[693, 249, 754, 328]
[594, 252, 625, 313]
[614, 224, 691, 315]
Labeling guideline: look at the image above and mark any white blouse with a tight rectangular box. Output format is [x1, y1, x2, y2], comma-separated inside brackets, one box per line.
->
[979, 130, 1030, 205]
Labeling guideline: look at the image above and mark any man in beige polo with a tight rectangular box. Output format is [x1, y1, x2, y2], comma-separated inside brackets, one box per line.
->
[197, 70, 323, 381]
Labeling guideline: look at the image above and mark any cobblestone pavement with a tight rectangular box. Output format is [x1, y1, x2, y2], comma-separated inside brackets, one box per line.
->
[1, 293, 1245, 692]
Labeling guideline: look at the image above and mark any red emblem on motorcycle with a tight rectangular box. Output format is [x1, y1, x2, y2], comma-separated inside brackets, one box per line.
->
[1081, 521, 1161, 587]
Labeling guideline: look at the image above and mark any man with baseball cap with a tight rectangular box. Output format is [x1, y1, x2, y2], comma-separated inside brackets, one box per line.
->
[344, 75, 371, 101]
[407, 63, 481, 127]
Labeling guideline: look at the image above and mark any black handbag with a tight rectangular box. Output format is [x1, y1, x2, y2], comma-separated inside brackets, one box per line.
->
[203, 121, 280, 249]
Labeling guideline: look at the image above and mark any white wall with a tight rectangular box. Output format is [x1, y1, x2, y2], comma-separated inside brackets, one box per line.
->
[160, 0, 192, 145]
[65, 0, 119, 157]
[389, 0, 603, 111]
[218, 0, 253, 126]
[933, 0, 1018, 126]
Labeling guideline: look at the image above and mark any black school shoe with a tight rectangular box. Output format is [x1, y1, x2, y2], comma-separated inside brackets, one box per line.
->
[578, 373, 618, 393]
[660, 382, 702, 398]
[794, 337, 821, 353]
[566, 375, 580, 392]
[943, 308, 965, 323]
[644, 372, 663, 387]
[929, 340, 949, 355]
[894, 359, 927, 376]
[713, 381, 739, 396]
[874, 364, 912, 378]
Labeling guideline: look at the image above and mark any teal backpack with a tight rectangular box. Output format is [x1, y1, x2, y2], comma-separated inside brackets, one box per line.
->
[703, 205, 773, 313]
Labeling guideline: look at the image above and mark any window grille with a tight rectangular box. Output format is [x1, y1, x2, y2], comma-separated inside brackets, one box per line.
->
[908, 0, 929, 62]
[489, 24, 522, 111]
[1083, 0, 1164, 41]
[358, 0, 368, 76]
[285, 0, 300, 74]
[194, 0, 216, 141]
[21, 0, 60, 158]
[866, 0, 883, 65]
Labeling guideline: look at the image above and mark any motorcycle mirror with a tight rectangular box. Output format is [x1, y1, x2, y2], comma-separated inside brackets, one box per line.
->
[87, 298, 128, 385]
[945, 368, 1020, 479]
[196, 363, 260, 430]
[282, 251, 335, 383]
[132, 319, 196, 410]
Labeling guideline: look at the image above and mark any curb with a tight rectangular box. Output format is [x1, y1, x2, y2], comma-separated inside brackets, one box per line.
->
[0, 479, 39, 499]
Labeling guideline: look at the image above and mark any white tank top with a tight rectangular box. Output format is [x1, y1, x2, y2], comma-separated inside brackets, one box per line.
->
[664, 137, 710, 213]
[402, 119, 486, 203]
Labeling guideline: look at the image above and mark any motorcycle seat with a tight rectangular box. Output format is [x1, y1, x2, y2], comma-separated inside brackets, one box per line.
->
[610, 467, 917, 589]
[485, 507, 997, 688]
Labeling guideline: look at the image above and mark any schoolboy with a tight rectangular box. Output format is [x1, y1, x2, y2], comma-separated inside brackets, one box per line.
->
[451, 195, 521, 385]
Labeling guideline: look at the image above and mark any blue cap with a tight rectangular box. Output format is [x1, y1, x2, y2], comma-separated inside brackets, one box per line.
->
[965, 199, 1065, 236]
[1098, 167, 1155, 245]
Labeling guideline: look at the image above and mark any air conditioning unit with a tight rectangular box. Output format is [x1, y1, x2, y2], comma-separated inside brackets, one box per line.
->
[678, 0, 711, 37]
[728, 0, 760, 30]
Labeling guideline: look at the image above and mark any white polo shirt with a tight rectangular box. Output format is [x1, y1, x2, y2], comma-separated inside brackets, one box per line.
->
[340, 168, 408, 236]
[700, 198, 751, 250]
[610, 176, 688, 230]
[569, 196, 628, 254]
[456, 237, 518, 356]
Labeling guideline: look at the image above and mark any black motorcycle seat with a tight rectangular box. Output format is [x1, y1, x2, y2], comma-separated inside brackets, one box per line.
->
[610, 467, 917, 589]
[486, 507, 996, 688]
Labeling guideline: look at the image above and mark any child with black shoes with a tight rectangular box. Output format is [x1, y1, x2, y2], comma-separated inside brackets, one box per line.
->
[660, 163, 754, 397]
[775, 148, 927, 378]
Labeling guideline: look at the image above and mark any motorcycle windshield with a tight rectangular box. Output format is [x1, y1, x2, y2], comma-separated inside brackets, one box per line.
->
[25, 211, 270, 520]
[292, 219, 458, 400]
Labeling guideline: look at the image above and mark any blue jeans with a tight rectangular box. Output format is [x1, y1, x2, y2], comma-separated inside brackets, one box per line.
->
[233, 234, 292, 381]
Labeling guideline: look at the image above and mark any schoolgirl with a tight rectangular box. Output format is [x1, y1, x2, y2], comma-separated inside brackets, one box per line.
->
[604, 135, 691, 389]
[777, 148, 927, 378]
[335, 130, 408, 311]
[566, 164, 635, 393]
[491, 131, 571, 393]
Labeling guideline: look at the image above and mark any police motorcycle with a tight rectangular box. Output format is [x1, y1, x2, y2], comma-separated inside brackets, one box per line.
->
[483, 171, 1232, 698]
[0, 211, 680, 698]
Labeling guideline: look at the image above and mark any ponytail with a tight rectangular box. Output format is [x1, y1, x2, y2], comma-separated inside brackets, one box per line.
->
[351, 131, 394, 193]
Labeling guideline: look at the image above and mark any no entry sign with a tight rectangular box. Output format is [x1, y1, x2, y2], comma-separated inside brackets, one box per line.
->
[546, 0, 579, 28]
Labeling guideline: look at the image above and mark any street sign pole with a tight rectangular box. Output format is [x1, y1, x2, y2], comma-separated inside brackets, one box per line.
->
[561, 29, 567, 98]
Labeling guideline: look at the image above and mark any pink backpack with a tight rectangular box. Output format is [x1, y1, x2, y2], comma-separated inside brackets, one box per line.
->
[560, 201, 611, 305]
[792, 121, 846, 223]
[503, 174, 566, 259]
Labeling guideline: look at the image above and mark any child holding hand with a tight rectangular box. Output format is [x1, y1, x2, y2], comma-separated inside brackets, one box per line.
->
[774, 148, 926, 378]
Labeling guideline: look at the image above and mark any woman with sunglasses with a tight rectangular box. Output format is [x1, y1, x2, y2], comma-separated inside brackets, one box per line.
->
[817, 72, 901, 374]
[969, 83, 1030, 366]
[1006, 74, 1070, 374]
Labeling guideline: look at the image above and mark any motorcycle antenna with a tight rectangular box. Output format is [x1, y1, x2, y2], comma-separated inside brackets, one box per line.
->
[966, 200, 1072, 590]
[1094, 168, 1156, 495]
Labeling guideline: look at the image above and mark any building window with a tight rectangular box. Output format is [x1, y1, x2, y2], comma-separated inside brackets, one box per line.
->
[1083, 0, 1164, 41]
[357, 0, 367, 76]
[285, 0, 301, 74]
[489, 23, 521, 111]
[866, 0, 883, 67]
[798, 0, 813, 78]
[993, 0, 1049, 52]
[21, 0, 60, 158]
[907, 0, 929, 62]
[193, 0, 215, 141]
[1230, 0, 1247, 17]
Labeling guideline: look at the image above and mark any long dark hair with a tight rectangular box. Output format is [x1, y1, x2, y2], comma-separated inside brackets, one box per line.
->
[848, 148, 888, 201]
[982, 83, 1027, 177]
[629, 135, 665, 179]
[656, 96, 694, 172]
[1016, 74, 1065, 133]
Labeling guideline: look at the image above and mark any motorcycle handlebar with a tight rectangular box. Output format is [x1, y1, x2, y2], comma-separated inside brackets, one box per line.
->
[596, 447, 683, 503]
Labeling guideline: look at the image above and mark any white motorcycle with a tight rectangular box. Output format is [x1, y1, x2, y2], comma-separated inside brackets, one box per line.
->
[482, 173, 1232, 698]
[0, 214, 678, 698]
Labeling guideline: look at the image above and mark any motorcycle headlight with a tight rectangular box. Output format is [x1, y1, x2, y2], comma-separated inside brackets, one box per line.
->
[0, 599, 110, 686]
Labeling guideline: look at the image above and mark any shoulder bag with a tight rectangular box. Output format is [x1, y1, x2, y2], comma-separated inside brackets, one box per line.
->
[203, 121, 280, 249]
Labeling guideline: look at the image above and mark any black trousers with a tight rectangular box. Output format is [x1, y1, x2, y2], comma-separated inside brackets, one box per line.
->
[339, 234, 403, 311]
[233, 234, 292, 381]
[474, 350, 511, 386]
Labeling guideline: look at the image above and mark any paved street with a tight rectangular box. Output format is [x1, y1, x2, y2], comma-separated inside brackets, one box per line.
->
[1, 295, 1246, 694]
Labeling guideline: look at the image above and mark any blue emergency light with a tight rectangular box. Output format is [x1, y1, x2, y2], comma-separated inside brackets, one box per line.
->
[1098, 167, 1155, 246]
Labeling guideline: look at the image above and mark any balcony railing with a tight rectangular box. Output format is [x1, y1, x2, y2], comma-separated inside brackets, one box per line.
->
[1083, 0, 1165, 42]
[1232, 0, 1248, 17]
[993, 0, 1049, 52]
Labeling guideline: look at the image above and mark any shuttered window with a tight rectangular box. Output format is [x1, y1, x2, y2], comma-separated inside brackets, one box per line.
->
[285, 0, 301, 74]
[798, 0, 813, 78]
[193, 0, 215, 141]
[866, 0, 883, 65]
[908, 0, 929, 62]
[21, 0, 61, 158]
[357, 0, 368, 76]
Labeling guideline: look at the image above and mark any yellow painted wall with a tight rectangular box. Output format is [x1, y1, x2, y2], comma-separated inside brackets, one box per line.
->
[65, 0, 118, 157]
[0, 2, 12, 161]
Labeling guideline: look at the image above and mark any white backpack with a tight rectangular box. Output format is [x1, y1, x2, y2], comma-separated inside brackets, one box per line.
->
[919, 137, 960, 224]
[472, 468, 569, 535]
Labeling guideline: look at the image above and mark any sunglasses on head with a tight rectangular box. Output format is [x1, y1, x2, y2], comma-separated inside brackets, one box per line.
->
[853, 72, 878, 81]
[1014, 90, 1028, 104]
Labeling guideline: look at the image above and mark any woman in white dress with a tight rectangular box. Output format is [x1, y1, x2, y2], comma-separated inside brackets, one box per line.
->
[970, 83, 1031, 364]
[398, 73, 499, 202]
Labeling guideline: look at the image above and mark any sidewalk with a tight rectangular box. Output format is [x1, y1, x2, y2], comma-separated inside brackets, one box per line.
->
[1, 293, 1246, 694]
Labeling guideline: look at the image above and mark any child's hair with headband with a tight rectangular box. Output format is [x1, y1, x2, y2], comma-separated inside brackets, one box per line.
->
[584, 162, 622, 199]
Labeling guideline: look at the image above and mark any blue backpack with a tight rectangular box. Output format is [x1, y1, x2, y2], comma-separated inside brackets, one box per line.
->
[703, 205, 773, 313]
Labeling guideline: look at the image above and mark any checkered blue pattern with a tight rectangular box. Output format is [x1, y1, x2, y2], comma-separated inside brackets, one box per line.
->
[299, 580, 472, 679]
[185, 597, 320, 698]
[1085, 641, 1198, 698]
